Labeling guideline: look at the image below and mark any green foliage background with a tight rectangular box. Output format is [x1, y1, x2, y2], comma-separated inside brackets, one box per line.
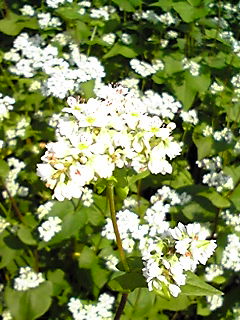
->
[0, 0, 240, 319]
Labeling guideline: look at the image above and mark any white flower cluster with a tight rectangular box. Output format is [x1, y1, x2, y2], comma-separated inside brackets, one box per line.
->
[45, 0, 73, 9]
[19, 5, 35, 16]
[134, 10, 176, 25]
[142, 222, 217, 297]
[37, 13, 61, 29]
[232, 303, 240, 319]
[205, 264, 224, 282]
[196, 156, 234, 192]
[221, 209, 240, 232]
[103, 187, 191, 253]
[142, 91, 181, 119]
[102, 209, 148, 253]
[38, 216, 62, 241]
[37, 84, 182, 201]
[36, 201, 54, 220]
[2, 157, 29, 199]
[121, 33, 132, 45]
[0, 93, 15, 120]
[180, 109, 199, 125]
[1, 310, 12, 320]
[68, 293, 115, 320]
[81, 187, 94, 207]
[4, 33, 105, 99]
[90, 6, 116, 21]
[104, 254, 119, 271]
[14, 267, 45, 291]
[221, 234, 240, 271]
[0, 216, 10, 233]
[206, 295, 224, 311]
[210, 82, 224, 94]
[102, 33, 116, 45]
[203, 126, 234, 143]
[182, 58, 200, 76]
[130, 58, 164, 77]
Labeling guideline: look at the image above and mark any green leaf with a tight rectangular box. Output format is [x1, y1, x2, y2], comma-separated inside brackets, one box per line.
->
[173, 2, 208, 23]
[47, 269, 69, 297]
[5, 282, 53, 320]
[103, 43, 138, 59]
[17, 225, 37, 246]
[123, 288, 156, 319]
[192, 125, 214, 160]
[198, 190, 230, 208]
[187, 0, 203, 6]
[150, 0, 173, 11]
[108, 271, 147, 292]
[0, 11, 38, 35]
[127, 170, 150, 186]
[0, 159, 9, 179]
[55, 6, 84, 20]
[229, 185, 240, 210]
[181, 272, 222, 296]
[117, 256, 144, 272]
[112, 0, 135, 11]
[155, 294, 192, 311]
[81, 80, 95, 100]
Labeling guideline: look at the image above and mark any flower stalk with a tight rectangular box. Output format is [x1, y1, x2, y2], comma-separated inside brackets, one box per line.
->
[107, 181, 130, 272]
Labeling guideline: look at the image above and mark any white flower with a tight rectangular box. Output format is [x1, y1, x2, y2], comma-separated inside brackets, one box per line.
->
[14, 267, 45, 291]
[38, 216, 62, 241]
[102, 33, 116, 45]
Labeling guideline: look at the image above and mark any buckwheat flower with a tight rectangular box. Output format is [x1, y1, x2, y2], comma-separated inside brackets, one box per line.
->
[210, 82, 224, 94]
[1, 310, 13, 320]
[231, 74, 240, 88]
[79, 1, 91, 7]
[3, 48, 20, 62]
[160, 39, 169, 48]
[0, 216, 10, 233]
[221, 234, 240, 271]
[130, 59, 164, 77]
[159, 12, 176, 25]
[102, 33, 116, 45]
[19, 5, 35, 16]
[205, 264, 224, 282]
[36, 201, 54, 220]
[180, 110, 199, 125]
[213, 128, 233, 143]
[46, 0, 73, 8]
[37, 84, 181, 200]
[0, 93, 15, 120]
[202, 172, 234, 192]
[38, 216, 62, 242]
[104, 254, 119, 271]
[203, 125, 213, 137]
[68, 293, 114, 320]
[167, 30, 178, 39]
[90, 6, 115, 20]
[37, 13, 61, 29]
[29, 80, 41, 92]
[182, 58, 200, 76]
[206, 295, 224, 311]
[14, 267, 45, 291]
[81, 187, 93, 207]
[121, 33, 132, 45]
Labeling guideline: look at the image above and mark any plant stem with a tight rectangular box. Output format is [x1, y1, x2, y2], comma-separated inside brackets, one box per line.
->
[2, 182, 23, 222]
[114, 293, 128, 320]
[107, 181, 129, 272]
[107, 181, 129, 320]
